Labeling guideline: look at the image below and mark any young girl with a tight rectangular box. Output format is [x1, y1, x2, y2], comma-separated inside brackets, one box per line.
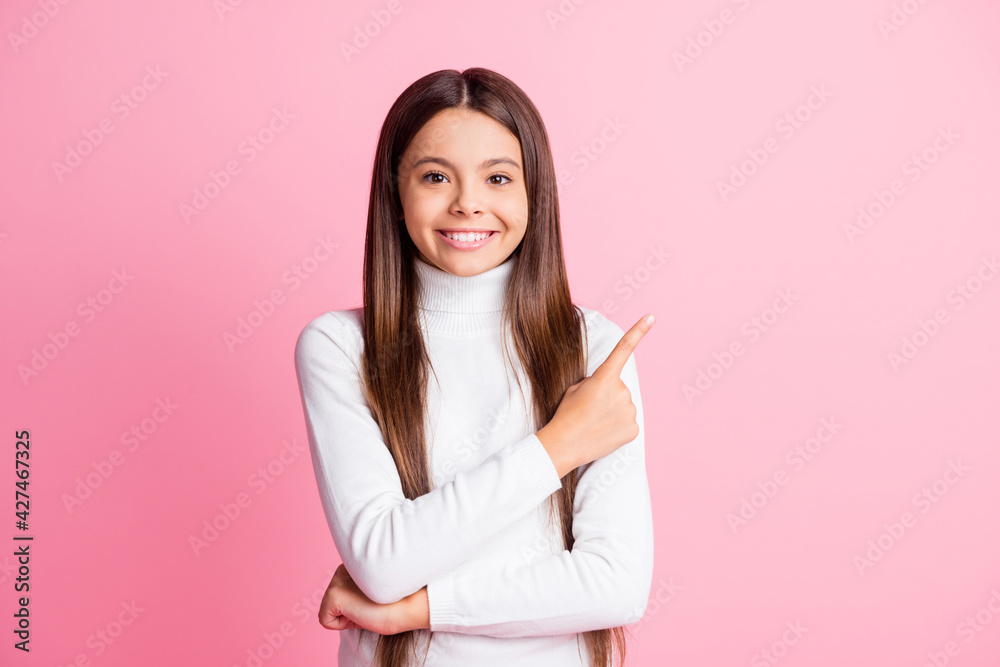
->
[294, 67, 655, 667]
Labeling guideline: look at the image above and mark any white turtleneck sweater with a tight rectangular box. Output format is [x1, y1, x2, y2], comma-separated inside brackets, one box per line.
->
[293, 254, 654, 666]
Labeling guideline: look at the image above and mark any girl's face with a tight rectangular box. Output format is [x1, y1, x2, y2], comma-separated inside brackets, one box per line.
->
[396, 108, 529, 277]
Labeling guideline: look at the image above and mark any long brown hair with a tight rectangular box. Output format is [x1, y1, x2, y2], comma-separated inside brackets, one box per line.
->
[358, 67, 630, 666]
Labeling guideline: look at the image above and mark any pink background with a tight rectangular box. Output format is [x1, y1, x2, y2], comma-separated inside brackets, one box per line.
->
[3, 0, 999, 665]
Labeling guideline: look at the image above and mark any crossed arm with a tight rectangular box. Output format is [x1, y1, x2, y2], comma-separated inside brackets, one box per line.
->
[293, 310, 654, 638]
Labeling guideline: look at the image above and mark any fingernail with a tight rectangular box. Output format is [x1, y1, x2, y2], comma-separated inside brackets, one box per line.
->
[646, 314, 655, 325]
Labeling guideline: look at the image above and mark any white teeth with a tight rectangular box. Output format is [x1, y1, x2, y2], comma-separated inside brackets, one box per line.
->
[444, 231, 491, 242]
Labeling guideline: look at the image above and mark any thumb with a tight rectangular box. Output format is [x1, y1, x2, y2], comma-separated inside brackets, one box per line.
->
[320, 613, 352, 631]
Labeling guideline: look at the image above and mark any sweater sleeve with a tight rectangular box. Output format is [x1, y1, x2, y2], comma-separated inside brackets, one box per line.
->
[425, 312, 655, 637]
[294, 311, 564, 605]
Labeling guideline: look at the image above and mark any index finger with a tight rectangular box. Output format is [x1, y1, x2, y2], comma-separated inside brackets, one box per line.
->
[594, 314, 655, 379]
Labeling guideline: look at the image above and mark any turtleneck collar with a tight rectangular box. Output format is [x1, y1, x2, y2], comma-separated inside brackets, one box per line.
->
[414, 254, 515, 335]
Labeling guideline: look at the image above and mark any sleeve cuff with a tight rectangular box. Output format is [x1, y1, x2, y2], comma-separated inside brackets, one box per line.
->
[427, 572, 458, 631]
[512, 433, 563, 500]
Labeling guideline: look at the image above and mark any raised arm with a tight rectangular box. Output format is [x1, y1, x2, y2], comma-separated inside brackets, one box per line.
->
[294, 311, 563, 605]
[422, 312, 655, 637]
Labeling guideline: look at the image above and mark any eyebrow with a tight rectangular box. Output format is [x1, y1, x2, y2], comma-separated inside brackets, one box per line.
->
[410, 156, 522, 171]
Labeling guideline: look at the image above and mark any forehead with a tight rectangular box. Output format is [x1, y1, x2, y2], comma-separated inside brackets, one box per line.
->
[403, 108, 521, 159]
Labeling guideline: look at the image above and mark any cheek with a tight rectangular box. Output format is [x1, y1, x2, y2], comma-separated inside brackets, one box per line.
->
[501, 202, 529, 233]
[401, 195, 437, 226]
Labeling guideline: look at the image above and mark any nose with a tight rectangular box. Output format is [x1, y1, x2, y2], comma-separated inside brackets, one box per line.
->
[449, 180, 484, 217]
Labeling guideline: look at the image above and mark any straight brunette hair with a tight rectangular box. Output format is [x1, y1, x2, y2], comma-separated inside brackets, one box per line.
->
[358, 67, 629, 666]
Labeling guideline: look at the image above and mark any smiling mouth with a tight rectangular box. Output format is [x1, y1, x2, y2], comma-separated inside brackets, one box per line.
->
[435, 229, 499, 251]
[437, 230, 497, 241]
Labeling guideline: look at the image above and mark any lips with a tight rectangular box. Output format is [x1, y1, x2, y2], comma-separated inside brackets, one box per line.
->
[438, 228, 495, 235]
[436, 229, 498, 250]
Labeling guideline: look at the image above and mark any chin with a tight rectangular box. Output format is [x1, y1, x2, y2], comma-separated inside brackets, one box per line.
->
[441, 256, 498, 277]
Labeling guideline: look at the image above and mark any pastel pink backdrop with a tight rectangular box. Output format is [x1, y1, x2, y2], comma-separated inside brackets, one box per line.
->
[2, 0, 999, 665]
